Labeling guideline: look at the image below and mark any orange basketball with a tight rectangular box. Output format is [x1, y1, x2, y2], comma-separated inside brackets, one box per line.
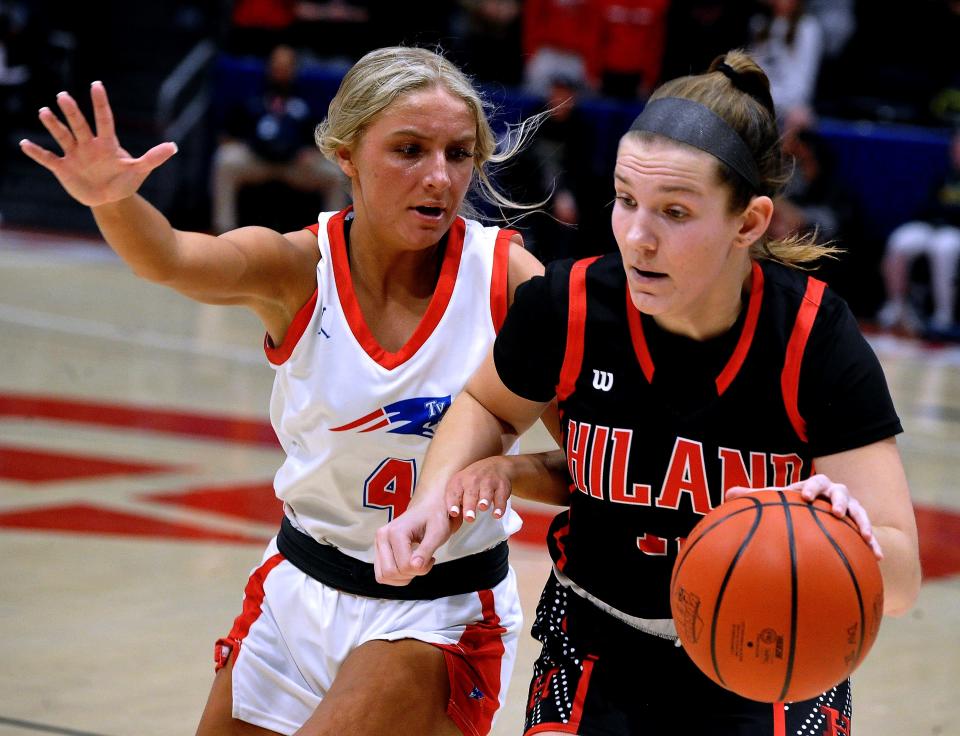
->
[670, 489, 884, 703]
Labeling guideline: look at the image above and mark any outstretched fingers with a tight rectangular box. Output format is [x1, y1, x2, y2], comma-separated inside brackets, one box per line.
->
[37, 106, 76, 155]
[18, 138, 62, 172]
[55, 91, 95, 144]
[133, 141, 180, 171]
[90, 81, 116, 140]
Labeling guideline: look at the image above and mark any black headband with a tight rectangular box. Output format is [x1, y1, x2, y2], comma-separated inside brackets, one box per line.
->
[628, 97, 762, 191]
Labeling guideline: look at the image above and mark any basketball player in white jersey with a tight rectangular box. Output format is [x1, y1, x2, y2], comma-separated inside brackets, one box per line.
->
[21, 46, 554, 736]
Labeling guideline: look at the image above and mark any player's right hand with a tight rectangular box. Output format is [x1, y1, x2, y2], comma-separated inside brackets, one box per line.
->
[374, 502, 462, 585]
[19, 81, 178, 207]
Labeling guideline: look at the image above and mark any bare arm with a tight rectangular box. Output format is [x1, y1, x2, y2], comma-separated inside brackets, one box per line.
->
[447, 448, 570, 525]
[19, 82, 319, 342]
[374, 351, 550, 582]
[813, 438, 921, 616]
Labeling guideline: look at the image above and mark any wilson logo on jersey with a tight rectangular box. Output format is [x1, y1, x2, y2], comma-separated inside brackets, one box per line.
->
[330, 396, 452, 438]
[592, 369, 614, 391]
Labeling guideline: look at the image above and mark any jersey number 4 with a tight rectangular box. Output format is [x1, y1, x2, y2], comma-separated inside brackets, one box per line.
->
[363, 458, 417, 520]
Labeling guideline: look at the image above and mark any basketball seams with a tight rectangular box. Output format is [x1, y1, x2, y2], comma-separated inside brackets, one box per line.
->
[776, 491, 799, 702]
[708, 501, 765, 688]
[806, 504, 867, 675]
[671, 489, 882, 703]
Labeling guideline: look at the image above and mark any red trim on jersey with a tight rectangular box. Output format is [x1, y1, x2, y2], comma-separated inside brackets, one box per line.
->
[330, 407, 384, 431]
[715, 260, 765, 395]
[438, 589, 507, 736]
[264, 289, 318, 365]
[625, 287, 654, 383]
[329, 210, 467, 370]
[262, 222, 324, 365]
[772, 701, 786, 736]
[781, 276, 826, 442]
[490, 229, 516, 333]
[557, 257, 599, 401]
[214, 552, 285, 671]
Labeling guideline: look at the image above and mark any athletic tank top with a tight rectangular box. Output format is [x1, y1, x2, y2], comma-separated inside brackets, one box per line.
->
[266, 208, 522, 563]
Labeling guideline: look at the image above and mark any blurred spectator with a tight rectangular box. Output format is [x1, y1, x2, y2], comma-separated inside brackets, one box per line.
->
[592, 0, 670, 100]
[450, 0, 524, 86]
[767, 112, 867, 304]
[805, 0, 854, 59]
[522, 0, 600, 96]
[292, 1, 372, 64]
[876, 130, 960, 335]
[227, 0, 297, 56]
[769, 114, 854, 244]
[661, 0, 751, 82]
[210, 44, 346, 233]
[747, 0, 824, 124]
[509, 75, 603, 262]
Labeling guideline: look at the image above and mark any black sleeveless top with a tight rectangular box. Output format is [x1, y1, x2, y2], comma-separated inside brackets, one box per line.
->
[494, 254, 901, 618]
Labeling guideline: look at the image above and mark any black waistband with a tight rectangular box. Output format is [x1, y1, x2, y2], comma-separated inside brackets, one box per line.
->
[277, 515, 510, 600]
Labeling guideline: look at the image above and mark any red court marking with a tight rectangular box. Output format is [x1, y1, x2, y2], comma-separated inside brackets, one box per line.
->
[0, 445, 176, 482]
[145, 482, 283, 525]
[914, 505, 960, 580]
[510, 507, 558, 547]
[0, 503, 268, 544]
[0, 393, 278, 446]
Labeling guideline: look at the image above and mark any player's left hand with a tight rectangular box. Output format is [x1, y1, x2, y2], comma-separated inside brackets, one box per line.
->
[726, 475, 883, 560]
[446, 456, 513, 524]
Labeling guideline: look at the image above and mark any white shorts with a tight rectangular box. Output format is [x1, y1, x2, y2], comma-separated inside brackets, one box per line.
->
[215, 538, 522, 735]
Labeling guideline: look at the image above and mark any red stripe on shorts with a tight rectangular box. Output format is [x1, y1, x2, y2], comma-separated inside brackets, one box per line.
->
[214, 552, 285, 671]
[441, 589, 507, 736]
[773, 701, 786, 736]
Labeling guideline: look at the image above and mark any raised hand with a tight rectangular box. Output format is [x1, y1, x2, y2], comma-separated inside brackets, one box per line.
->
[19, 81, 178, 208]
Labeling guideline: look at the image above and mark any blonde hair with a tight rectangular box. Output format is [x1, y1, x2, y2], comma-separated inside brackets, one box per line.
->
[627, 49, 841, 267]
[315, 46, 546, 220]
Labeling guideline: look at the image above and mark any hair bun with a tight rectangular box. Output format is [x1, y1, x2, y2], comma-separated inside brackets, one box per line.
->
[715, 60, 775, 116]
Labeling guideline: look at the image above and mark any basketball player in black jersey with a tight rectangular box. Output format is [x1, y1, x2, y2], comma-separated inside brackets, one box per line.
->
[375, 50, 921, 734]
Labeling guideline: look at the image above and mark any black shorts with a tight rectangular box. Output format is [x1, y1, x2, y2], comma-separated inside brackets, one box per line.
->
[523, 572, 853, 735]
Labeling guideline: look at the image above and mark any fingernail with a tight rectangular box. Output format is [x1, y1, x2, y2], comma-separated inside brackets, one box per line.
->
[412, 556, 424, 569]
[39, 107, 49, 114]
[91, 80, 102, 87]
[493, 509, 503, 518]
[465, 510, 476, 520]
[18, 139, 27, 146]
[478, 499, 489, 509]
[56, 91, 67, 98]
[449, 505, 459, 516]
[171, 142, 179, 153]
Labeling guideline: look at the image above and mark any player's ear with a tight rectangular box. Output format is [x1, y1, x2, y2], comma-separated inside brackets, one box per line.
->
[735, 195, 774, 250]
[335, 145, 357, 179]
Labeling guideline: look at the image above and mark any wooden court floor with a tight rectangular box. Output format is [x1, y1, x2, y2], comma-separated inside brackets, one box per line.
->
[0, 228, 957, 736]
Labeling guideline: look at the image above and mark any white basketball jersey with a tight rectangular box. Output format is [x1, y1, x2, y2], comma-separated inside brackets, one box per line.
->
[266, 209, 523, 564]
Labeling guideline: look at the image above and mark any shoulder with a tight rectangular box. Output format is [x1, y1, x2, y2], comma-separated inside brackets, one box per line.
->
[760, 260, 861, 341]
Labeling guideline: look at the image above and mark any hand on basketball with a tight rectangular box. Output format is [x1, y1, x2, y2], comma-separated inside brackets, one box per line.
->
[726, 475, 883, 560]
[446, 456, 513, 523]
[19, 82, 178, 208]
[374, 501, 462, 585]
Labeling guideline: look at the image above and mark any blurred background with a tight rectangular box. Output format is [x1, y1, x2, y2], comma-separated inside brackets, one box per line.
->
[1, 0, 959, 335]
[1, 3, 959, 735]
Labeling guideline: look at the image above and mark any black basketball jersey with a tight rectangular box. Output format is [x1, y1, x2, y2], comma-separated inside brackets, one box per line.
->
[495, 254, 901, 619]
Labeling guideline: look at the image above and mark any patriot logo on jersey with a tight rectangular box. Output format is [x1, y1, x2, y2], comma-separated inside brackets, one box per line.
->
[330, 396, 452, 438]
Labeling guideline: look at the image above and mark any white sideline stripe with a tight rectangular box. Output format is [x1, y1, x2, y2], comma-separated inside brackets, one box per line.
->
[0, 303, 264, 364]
